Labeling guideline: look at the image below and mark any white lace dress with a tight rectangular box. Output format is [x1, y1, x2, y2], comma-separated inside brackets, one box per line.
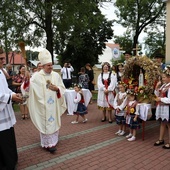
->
[155, 83, 170, 121]
[97, 72, 117, 110]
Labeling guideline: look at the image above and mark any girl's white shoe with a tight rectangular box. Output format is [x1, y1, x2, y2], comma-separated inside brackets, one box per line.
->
[118, 131, 125, 136]
[126, 133, 132, 138]
[115, 130, 122, 135]
[127, 136, 136, 141]
[83, 119, 88, 123]
[71, 121, 78, 124]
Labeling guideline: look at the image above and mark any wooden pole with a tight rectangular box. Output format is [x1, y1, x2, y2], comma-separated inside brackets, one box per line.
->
[165, 0, 170, 64]
[132, 44, 141, 56]
[142, 121, 145, 141]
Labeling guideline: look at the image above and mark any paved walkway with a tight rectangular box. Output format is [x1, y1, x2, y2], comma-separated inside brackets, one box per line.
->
[14, 102, 170, 170]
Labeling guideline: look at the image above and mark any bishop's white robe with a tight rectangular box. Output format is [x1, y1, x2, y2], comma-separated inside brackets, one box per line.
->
[25, 70, 66, 147]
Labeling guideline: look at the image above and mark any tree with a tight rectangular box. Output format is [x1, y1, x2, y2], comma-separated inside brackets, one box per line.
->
[143, 17, 166, 57]
[114, 0, 165, 55]
[0, 0, 24, 63]
[57, 1, 113, 74]
[0, 0, 113, 67]
[144, 31, 165, 57]
[114, 30, 133, 51]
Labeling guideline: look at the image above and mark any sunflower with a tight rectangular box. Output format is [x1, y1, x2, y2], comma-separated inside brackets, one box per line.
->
[130, 108, 135, 114]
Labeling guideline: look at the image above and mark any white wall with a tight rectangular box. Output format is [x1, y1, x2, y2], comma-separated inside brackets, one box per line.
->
[98, 46, 112, 64]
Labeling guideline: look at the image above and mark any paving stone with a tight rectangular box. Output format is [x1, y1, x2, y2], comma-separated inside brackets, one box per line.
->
[14, 102, 169, 170]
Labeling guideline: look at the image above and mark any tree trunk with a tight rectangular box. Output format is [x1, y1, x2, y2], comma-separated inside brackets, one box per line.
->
[45, 0, 54, 64]
[133, 34, 139, 56]
[4, 14, 8, 64]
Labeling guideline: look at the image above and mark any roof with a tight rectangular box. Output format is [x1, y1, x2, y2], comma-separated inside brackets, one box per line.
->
[93, 64, 102, 69]
[105, 43, 120, 49]
[3, 52, 26, 65]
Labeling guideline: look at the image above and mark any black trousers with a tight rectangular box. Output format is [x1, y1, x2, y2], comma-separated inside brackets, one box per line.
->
[63, 79, 72, 88]
[0, 127, 18, 170]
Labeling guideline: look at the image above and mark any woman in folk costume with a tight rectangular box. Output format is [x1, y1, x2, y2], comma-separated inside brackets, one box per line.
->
[97, 62, 117, 123]
[116, 63, 124, 82]
[23, 49, 66, 153]
[154, 70, 170, 149]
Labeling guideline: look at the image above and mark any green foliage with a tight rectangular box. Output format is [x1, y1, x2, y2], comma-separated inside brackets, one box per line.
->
[13, 104, 20, 112]
[114, 0, 165, 55]
[144, 31, 165, 57]
[57, 1, 113, 74]
[114, 31, 133, 51]
[0, 0, 113, 67]
[26, 50, 39, 61]
[111, 54, 124, 65]
[92, 92, 98, 101]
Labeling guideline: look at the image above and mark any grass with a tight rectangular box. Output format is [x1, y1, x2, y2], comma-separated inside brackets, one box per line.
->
[92, 90, 98, 100]
[13, 104, 20, 112]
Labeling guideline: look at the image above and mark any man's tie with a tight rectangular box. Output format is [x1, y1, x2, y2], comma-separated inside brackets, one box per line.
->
[66, 67, 69, 79]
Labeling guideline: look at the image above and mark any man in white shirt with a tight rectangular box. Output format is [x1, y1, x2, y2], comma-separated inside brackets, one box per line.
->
[61, 62, 74, 88]
[0, 48, 22, 170]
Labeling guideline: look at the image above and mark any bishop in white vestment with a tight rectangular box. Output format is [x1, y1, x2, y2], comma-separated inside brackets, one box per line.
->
[23, 49, 66, 153]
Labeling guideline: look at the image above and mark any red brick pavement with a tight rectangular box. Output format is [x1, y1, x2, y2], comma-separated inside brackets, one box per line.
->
[14, 102, 170, 170]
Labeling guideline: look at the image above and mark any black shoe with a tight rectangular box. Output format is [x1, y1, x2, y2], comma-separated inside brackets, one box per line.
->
[21, 115, 25, 120]
[101, 117, 106, 122]
[108, 120, 112, 123]
[162, 144, 170, 149]
[48, 147, 56, 153]
[154, 140, 164, 146]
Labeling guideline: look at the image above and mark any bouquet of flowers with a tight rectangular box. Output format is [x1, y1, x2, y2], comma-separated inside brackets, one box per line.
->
[135, 86, 152, 103]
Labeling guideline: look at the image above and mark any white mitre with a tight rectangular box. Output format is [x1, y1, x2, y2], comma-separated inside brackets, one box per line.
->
[38, 49, 52, 65]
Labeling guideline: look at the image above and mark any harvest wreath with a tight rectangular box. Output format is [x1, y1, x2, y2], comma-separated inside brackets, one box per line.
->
[123, 56, 161, 103]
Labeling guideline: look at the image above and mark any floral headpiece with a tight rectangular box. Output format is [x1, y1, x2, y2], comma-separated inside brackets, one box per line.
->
[117, 63, 124, 66]
[74, 83, 82, 89]
[118, 81, 127, 88]
[163, 69, 170, 76]
[126, 89, 137, 96]
[102, 62, 111, 71]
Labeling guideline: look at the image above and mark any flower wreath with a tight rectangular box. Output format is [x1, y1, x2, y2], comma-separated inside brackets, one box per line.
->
[123, 56, 161, 99]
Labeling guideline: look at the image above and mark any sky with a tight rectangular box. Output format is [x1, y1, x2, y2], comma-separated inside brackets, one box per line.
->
[99, 1, 147, 44]
[28, 1, 145, 52]
[99, 1, 126, 40]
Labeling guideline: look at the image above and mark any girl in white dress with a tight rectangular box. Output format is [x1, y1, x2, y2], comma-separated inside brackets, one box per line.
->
[125, 90, 140, 141]
[154, 70, 170, 149]
[71, 84, 88, 124]
[113, 81, 127, 136]
[97, 62, 117, 123]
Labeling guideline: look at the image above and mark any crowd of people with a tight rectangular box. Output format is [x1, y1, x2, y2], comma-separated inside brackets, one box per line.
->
[1, 47, 170, 170]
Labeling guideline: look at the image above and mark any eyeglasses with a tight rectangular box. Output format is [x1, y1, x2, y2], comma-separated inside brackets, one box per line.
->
[0, 57, 5, 60]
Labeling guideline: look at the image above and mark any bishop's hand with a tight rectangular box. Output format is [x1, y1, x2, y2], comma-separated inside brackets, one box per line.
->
[12, 93, 23, 103]
[49, 84, 59, 92]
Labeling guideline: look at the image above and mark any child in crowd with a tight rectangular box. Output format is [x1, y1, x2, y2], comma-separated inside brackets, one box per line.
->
[113, 81, 127, 136]
[116, 63, 124, 82]
[71, 84, 88, 124]
[154, 70, 170, 149]
[125, 90, 140, 141]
